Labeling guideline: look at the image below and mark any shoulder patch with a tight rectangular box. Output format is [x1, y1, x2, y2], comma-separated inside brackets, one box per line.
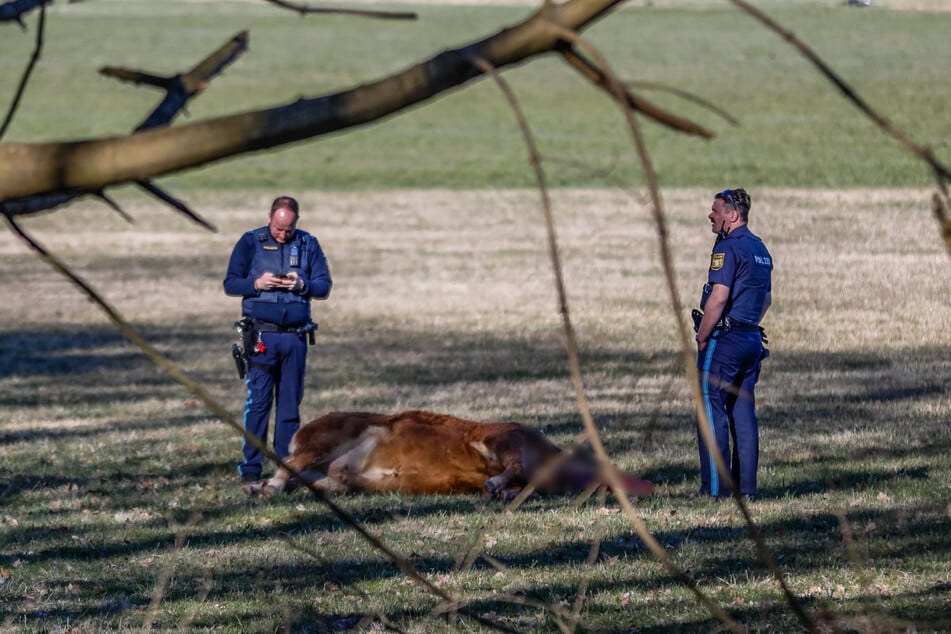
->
[710, 253, 725, 271]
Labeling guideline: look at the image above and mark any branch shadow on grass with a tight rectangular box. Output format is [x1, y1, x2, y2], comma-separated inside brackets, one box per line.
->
[0, 325, 235, 409]
[3, 322, 947, 504]
[3, 322, 947, 410]
[2, 323, 949, 628]
[11, 503, 947, 629]
[3, 474, 947, 629]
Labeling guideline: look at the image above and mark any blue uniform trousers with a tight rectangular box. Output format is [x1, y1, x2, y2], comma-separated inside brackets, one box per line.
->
[697, 328, 763, 497]
[238, 331, 308, 480]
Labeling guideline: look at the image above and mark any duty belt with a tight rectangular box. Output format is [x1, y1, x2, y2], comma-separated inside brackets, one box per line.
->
[253, 320, 305, 333]
[691, 309, 761, 335]
[724, 318, 760, 331]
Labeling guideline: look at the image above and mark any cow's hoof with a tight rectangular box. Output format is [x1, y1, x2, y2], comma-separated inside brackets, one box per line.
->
[282, 477, 300, 494]
[483, 476, 505, 497]
[241, 482, 263, 497]
[482, 483, 524, 502]
[259, 483, 279, 499]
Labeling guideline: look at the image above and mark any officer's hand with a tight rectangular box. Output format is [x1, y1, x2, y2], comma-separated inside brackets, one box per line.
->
[254, 272, 292, 291]
[285, 271, 305, 293]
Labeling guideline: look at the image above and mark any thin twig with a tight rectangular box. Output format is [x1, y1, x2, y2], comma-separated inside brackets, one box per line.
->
[624, 79, 740, 127]
[0, 1, 45, 140]
[555, 22, 833, 634]
[547, 26, 749, 631]
[261, 0, 416, 20]
[554, 26, 740, 540]
[469, 54, 636, 634]
[141, 510, 204, 632]
[95, 190, 135, 224]
[280, 536, 410, 634]
[178, 567, 215, 630]
[470, 48, 744, 633]
[559, 46, 715, 138]
[136, 180, 215, 231]
[932, 191, 951, 257]
[727, 0, 950, 192]
[569, 487, 608, 631]
[451, 431, 601, 576]
[2, 216, 517, 634]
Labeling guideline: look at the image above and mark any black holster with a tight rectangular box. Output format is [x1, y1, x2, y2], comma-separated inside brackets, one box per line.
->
[232, 317, 257, 379]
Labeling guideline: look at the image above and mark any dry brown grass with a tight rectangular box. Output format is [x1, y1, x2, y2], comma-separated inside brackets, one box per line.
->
[4, 186, 948, 417]
[6, 187, 946, 328]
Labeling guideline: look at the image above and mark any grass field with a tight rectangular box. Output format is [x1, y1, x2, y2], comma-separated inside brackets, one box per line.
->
[1, 1, 951, 632]
[2, 187, 949, 632]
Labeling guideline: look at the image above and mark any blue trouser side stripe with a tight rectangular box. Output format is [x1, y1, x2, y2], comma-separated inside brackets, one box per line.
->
[238, 376, 254, 477]
[701, 338, 719, 497]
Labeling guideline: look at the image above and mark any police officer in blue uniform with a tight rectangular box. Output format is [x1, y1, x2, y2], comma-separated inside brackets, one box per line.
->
[223, 196, 333, 484]
[694, 188, 772, 500]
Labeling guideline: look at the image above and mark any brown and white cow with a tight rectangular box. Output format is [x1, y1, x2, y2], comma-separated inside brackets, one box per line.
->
[243, 410, 655, 499]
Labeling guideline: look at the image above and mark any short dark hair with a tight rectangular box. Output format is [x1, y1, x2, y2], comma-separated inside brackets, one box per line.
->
[270, 195, 300, 217]
[715, 188, 751, 222]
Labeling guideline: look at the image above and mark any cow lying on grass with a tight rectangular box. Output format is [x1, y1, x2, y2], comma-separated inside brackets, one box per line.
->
[242, 410, 655, 499]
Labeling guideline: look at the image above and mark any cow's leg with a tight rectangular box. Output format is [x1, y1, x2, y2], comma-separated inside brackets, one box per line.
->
[259, 465, 317, 498]
[244, 431, 382, 498]
[241, 447, 316, 497]
[261, 467, 333, 498]
[318, 435, 381, 493]
[483, 464, 520, 498]
[480, 427, 561, 499]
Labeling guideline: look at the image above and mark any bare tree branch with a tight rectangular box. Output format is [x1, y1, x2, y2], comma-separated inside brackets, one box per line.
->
[95, 189, 134, 224]
[557, 20, 835, 634]
[472, 48, 745, 634]
[0, 0, 627, 206]
[135, 180, 214, 231]
[933, 191, 951, 257]
[559, 45, 715, 138]
[2, 31, 247, 224]
[0, 1, 45, 139]
[97, 67, 169, 90]
[260, 0, 417, 20]
[625, 79, 740, 127]
[528, 24, 749, 632]
[467, 55, 596, 634]
[106, 31, 249, 132]
[0, 0, 50, 27]
[104, 31, 250, 229]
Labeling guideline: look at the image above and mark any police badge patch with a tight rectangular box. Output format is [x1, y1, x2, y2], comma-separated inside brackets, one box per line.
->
[710, 253, 725, 270]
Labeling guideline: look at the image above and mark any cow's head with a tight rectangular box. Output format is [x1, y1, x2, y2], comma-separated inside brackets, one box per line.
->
[539, 448, 655, 497]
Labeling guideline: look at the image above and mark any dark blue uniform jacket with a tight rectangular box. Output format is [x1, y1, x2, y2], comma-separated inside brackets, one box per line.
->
[700, 225, 772, 325]
[223, 226, 332, 326]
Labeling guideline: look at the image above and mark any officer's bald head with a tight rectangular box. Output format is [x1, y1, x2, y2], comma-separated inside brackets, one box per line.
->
[268, 195, 299, 244]
[270, 195, 299, 217]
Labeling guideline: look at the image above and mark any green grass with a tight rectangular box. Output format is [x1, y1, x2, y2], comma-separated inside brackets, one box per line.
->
[1, 187, 949, 632]
[1, 1, 950, 190]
